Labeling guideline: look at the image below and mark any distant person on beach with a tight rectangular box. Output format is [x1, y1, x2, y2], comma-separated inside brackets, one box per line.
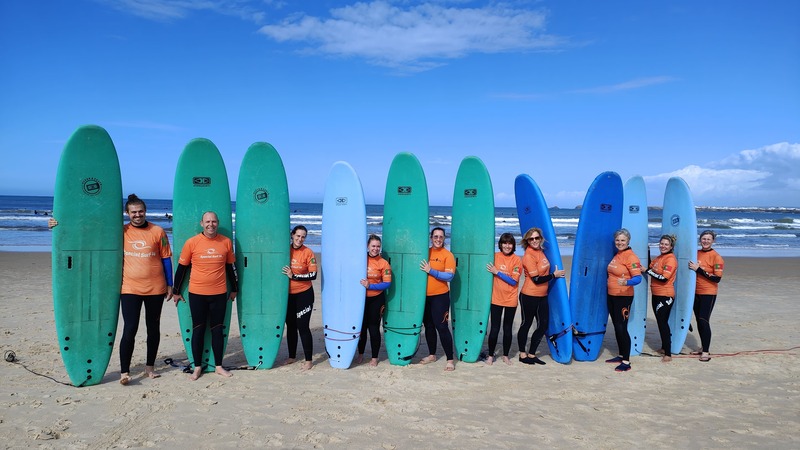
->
[172, 211, 237, 381]
[644, 234, 678, 362]
[688, 230, 724, 362]
[418, 227, 456, 371]
[49, 194, 174, 385]
[355, 234, 392, 367]
[605, 228, 642, 372]
[518, 227, 566, 365]
[485, 232, 522, 365]
[281, 225, 317, 371]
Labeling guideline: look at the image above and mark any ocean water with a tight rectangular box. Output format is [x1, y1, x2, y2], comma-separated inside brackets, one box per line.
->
[2, 195, 799, 257]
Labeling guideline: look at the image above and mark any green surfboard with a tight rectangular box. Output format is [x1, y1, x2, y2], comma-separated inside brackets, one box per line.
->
[52, 125, 123, 387]
[450, 156, 495, 363]
[172, 138, 233, 371]
[235, 142, 290, 369]
[382, 153, 430, 366]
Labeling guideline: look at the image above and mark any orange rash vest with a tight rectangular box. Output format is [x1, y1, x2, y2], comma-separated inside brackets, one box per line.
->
[121, 222, 172, 295]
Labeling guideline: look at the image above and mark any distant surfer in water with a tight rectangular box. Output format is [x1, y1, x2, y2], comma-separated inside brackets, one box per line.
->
[645, 235, 678, 362]
[517, 227, 566, 366]
[605, 229, 642, 372]
[485, 232, 522, 366]
[49, 194, 174, 385]
[418, 227, 456, 371]
[355, 234, 392, 367]
[689, 230, 724, 362]
[281, 225, 317, 371]
[172, 211, 238, 381]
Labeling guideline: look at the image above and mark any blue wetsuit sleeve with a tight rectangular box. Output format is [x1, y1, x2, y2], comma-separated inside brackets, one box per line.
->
[369, 281, 391, 291]
[496, 272, 517, 286]
[429, 268, 454, 282]
[626, 275, 642, 286]
[162, 258, 173, 286]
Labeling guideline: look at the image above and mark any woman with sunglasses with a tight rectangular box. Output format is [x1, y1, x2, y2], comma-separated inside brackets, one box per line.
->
[518, 227, 565, 365]
[418, 227, 456, 371]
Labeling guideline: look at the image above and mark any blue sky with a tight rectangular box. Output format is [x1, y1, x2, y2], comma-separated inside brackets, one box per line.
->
[1, 0, 798, 207]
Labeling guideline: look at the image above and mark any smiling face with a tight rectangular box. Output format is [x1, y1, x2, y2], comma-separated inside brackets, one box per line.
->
[430, 229, 445, 249]
[126, 203, 146, 227]
[201, 212, 219, 238]
[659, 237, 673, 254]
[527, 232, 543, 250]
[699, 233, 715, 250]
[291, 228, 307, 249]
[500, 240, 514, 255]
[368, 238, 382, 257]
[614, 233, 630, 252]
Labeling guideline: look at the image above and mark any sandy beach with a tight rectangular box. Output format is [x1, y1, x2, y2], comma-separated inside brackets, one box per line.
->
[1, 252, 798, 449]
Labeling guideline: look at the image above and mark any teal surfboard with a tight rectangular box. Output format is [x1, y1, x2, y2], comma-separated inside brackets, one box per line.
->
[173, 138, 233, 371]
[661, 177, 697, 355]
[321, 161, 367, 369]
[234, 142, 290, 369]
[622, 176, 649, 356]
[569, 172, 623, 361]
[52, 125, 123, 387]
[450, 156, 495, 363]
[515, 174, 572, 364]
[382, 153, 430, 366]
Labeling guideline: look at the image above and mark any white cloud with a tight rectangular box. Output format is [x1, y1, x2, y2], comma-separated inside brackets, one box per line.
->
[97, 0, 266, 23]
[258, 1, 564, 71]
[570, 76, 678, 94]
[644, 143, 800, 206]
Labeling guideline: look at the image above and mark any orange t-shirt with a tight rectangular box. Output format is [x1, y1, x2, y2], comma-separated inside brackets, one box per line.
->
[288, 245, 317, 294]
[521, 247, 551, 297]
[607, 248, 642, 296]
[649, 252, 677, 297]
[365, 254, 392, 297]
[426, 246, 455, 296]
[491, 251, 521, 307]
[121, 222, 172, 295]
[178, 233, 235, 296]
[695, 249, 724, 295]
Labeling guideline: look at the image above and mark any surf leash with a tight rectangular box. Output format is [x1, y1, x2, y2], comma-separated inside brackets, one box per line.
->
[641, 346, 800, 359]
[323, 326, 361, 341]
[548, 324, 574, 354]
[4, 350, 76, 387]
[572, 327, 605, 354]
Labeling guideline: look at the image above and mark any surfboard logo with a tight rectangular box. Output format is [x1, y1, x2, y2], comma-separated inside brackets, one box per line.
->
[81, 178, 101, 196]
[600, 203, 613, 212]
[254, 188, 269, 204]
[671, 214, 680, 226]
[464, 188, 477, 197]
[336, 197, 348, 206]
[629, 205, 640, 213]
[397, 186, 412, 195]
[192, 177, 211, 187]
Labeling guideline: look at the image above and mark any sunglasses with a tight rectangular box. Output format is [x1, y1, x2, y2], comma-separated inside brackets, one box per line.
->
[528, 236, 542, 241]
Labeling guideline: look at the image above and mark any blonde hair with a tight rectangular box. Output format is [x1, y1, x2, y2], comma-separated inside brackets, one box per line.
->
[521, 227, 546, 250]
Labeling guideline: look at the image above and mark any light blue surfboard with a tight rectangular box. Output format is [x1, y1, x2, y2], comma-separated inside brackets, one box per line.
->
[172, 138, 233, 371]
[515, 174, 572, 364]
[622, 176, 649, 356]
[321, 161, 367, 369]
[569, 172, 623, 362]
[661, 177, 697, 355]
[450, 156, 495, 363]
[52, 125, 122, 386]
[235, 142, 290, 369]
[382, 153, 430, 366]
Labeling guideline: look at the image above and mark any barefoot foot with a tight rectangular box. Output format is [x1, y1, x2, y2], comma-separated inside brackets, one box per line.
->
[215, 366, 233, 377]
[417, 355, 436, 365]
[282, 358, 296, 366]
[120, 373, 131, 385]
[369, 358, 378, 367]
[145, 366, 160, 379]
[485, 355, 494, 366]
[300, 360, 313, 371]
[502, 356, 512, 365]
[189, 367, 203, 381]
[444, 360, 455, 371]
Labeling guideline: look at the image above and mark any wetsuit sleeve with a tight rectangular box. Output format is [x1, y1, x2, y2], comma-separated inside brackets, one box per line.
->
[226, 263, 239, 292]
[429, 268, 454, 282]
[695, 268, 722, 283]
[173, 263, 189, 294]
[496, 272, 517, 286]
[645, 268, 667, 281]
[531, 274, 554, 285]
[292, 271, 317, 281]
[369, 281, 391, 291]
[626, 275, 643, 286]
[162, 258, 173, 286]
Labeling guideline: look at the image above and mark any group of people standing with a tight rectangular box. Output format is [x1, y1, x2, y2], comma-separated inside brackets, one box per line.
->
[50, 197, 724, 381]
